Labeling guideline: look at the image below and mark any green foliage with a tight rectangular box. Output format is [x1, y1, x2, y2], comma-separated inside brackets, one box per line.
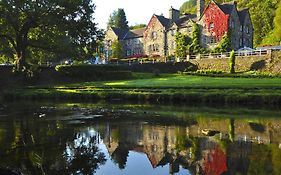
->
[107, 8, 129, 30]
[262, 0, 281, 45]
[55, 65, 132, 80]
[213, 32, 231, 53]
[189, 23, 201, 54]
[179, 0, 197, 14]
[129, 24, 146, 30]
[229, 50, 236, 73]
[0, 0, 103, 70]
[180, 0, 281, 46]
[175, 32, 190, 59]
[111, 40, 124, 60]
[248, 0, 278, 46]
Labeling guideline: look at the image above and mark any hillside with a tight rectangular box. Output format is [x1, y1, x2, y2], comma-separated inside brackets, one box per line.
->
[180, 0, 281, 47]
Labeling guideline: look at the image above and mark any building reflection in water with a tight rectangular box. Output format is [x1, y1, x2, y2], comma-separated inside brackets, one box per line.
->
[1, 104, 281, 175]
[96, 118, 281, 175]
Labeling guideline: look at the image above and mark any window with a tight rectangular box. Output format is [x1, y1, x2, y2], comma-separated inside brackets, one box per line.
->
[210, 36, 216, 44]
[239, 38, 243, 47]
[134, 39, 140, 45]
[171, 41, 175, 49]
[188, 26, 192, 33]
[126, 49, 131, 56]
[171, 29, 176, 36]
[151, 31, 157, 39]
[108, 40, 112, 46]
[153, 44, 159, 52]
[209, 22, 214, 30]
[245, 25, 249, 34]
[203, 36, 207, 44]
[231, 20, 235, 28]
[148, 45, 152, 52]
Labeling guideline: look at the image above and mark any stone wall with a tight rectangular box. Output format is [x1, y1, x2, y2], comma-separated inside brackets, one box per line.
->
[189, 54, 271, 72]
[143, 16, 166, 57]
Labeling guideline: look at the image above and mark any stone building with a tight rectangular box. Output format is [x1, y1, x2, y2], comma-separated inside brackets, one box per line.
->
[104, 27, 145, 59]
[104, 0, 253, 59]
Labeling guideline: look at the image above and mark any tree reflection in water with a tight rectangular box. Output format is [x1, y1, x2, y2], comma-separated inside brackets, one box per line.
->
[1, 103, 281, 175]
[64, 131, 106, 174]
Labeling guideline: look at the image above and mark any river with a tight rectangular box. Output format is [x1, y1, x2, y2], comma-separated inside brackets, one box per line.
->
[0, 101, 281, 175]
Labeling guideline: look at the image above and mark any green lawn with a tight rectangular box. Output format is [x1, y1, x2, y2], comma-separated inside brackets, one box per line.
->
[4, 73, 281, 105]
[68, 74, 281, 89]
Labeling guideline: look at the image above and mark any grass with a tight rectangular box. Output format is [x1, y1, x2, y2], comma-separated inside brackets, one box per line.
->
[3, 73, 281, 106]
[69, 73, 281, 89]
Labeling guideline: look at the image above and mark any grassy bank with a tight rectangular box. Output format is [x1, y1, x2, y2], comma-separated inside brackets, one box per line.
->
[3, 73, 281, 106]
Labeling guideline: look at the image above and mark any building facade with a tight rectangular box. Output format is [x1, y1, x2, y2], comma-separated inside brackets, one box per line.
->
[104, 0, 253, 59]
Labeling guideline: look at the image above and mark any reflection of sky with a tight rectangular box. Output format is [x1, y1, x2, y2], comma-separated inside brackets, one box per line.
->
[96, 146, 192, 175]
[64, 127, 192, 174]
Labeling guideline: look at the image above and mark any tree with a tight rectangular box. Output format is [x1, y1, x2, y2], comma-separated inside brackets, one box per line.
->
[0, 0, 102, 71]
[179, 0, 281, 46]
[175, 32, 190, 59]
[190, 23, 201, 54]
[111, 40, 123, 60]
[213, 32, 231, 53]
[262, 0, 281, 45]
[179, 0, 197, 14]
[129, 24, 146, 30]
[273, 1, 281, 44]
[107, 8, 129, 30]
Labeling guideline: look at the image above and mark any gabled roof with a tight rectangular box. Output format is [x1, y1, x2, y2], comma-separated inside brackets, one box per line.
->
[174, 14, 197, 28]
[238, 8, 249, 24]
[124, 27, 145, 39]
[218, 1, 236, 15]
[111, 27, 129, 40]
[155, 15, 171, 28]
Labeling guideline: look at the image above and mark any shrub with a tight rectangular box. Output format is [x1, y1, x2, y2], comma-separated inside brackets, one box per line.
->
[229, 50, 236, 73]
[55, 64, 132, 81]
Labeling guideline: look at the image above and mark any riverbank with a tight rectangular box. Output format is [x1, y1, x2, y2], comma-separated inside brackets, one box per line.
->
[2, 73, 281, 106]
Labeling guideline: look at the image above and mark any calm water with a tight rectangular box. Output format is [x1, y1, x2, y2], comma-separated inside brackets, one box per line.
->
[1, 102, 281, 175]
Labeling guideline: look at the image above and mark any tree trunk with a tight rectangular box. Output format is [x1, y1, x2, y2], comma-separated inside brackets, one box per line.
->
[15, 33, 28, 72]
[15, 51, 26, 72]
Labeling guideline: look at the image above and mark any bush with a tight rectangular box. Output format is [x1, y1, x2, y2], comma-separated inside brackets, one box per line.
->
[229, 50, 236, 73]
[55, 64, 132, 81]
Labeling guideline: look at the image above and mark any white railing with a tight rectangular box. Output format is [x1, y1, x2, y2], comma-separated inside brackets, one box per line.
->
[189, 49, 270, 60]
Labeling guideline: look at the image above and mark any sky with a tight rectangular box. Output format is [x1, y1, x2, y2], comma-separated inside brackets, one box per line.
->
[94, 0, 187, 29]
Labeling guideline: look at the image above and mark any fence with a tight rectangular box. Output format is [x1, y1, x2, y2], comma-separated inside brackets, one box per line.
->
[189, 49, 270, 60]
[117, 48, 275, 65]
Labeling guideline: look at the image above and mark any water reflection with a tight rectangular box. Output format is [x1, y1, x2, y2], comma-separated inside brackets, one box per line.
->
[0, 102, 281, 175]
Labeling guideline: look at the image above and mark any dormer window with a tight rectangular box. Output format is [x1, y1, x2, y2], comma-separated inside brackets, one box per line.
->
[209, 22, 214, 30]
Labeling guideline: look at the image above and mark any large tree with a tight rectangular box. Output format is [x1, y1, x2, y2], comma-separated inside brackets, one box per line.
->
[107, 8, 129, 30]
[0, 0, 102, 71]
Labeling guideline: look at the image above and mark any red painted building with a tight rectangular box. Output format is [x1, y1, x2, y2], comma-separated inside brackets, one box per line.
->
[199, 0, 253, 50]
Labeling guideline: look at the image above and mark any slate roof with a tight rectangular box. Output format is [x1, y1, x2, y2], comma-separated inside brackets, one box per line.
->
[174, 14, 197, 27]
[155, 15, 171, 29]
[218, 1, 235, 15]
[124, 27, 146, 39]
[111, 27, 129, 40]
[153, 13, 196, 29]
[238, 8, 249, 24]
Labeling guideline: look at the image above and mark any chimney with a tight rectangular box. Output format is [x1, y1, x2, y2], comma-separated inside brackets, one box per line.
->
[197, 0, 204, 20]
[169, 6, 180, 21]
